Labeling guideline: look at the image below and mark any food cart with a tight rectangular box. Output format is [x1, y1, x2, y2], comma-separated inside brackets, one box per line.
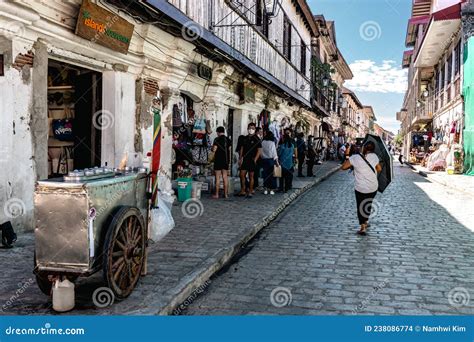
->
[33, 167, 149, 304]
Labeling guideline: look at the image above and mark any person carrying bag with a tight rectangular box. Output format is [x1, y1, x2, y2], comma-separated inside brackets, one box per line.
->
[341, 141, 382, 235]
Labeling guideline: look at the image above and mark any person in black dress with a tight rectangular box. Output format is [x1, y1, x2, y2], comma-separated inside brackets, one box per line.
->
[212, 126, 232, 199]
[237, 123, 262, 198]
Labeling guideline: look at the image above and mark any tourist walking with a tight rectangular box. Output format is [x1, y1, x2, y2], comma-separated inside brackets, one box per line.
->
[253, 127, 263, 190]
[296, 132, 307, 177]
[261, 131, 278, 195]
[278, 129, 297, 193]
[211, 126, 232, 199]
[237, 123, 262, 198]
[341, 141, 382, 235]
[307, 135, 316, 177]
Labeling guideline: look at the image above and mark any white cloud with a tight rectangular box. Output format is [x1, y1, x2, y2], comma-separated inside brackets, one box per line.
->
[345, 60, 408, 94]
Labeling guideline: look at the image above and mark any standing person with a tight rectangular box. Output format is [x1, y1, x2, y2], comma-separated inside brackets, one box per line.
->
[296, 132, 307, 177]
[236, 123, 262, 198]
[278, 129, 297, 193]
[398, 152, 404, 165]
[339, 143, 348, 164]
[341, 141, 382, 235]
[253, 127, 263, 190]
[306, 135, 316, 177]
[261, 130, 278, 195]
[211, 126, 232, 199]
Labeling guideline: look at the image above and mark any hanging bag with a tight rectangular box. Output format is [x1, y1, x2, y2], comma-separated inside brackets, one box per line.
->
[274, 164, 282, 178]
[52, 108, 74, 141]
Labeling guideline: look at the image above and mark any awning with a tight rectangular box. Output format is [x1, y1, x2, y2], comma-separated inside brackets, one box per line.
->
[405, 15, 430, 47]
[321, 122, 333, 132]
[402, 50, 414, 68]
[414, 3, 462, 68]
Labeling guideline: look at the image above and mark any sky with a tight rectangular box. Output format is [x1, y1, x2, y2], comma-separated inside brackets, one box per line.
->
[307, 0, 412, 134]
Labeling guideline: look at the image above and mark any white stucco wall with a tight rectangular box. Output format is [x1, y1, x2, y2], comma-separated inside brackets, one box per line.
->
[0, 38, 35, 231]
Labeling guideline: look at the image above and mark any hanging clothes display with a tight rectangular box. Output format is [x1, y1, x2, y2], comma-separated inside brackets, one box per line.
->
[258, 110, 271, 128]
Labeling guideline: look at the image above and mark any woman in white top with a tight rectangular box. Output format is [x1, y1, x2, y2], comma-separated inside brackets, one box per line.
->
[341, 141, 382, 235]
[261, 131, 279, 195]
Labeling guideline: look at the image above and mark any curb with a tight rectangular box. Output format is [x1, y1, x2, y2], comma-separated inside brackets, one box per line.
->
[132, 164, 341, 315]
[407, 163, 474, 198]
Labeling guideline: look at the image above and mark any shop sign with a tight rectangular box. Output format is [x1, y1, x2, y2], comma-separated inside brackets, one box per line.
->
[75, 0, 134, 54]
[238, 82, 256, 104]
[197, 63, 212, 81]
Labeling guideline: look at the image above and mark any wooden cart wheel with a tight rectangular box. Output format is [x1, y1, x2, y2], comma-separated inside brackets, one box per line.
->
[103, 206, 146, 300]
[35, 273, 53, 296]
[34, 252, 52, 296]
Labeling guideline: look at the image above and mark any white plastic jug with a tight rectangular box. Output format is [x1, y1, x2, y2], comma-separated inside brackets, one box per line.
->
[52, 279, 75, 312]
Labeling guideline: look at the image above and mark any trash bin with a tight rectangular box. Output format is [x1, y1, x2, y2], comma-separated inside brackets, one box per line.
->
[192, 181, 202, 199]
[177, 178, 192, 202]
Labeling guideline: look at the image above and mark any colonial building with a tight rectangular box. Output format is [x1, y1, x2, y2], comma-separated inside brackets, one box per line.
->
[312, 15, 353, 148]
[0, 0, 335, 231]
[362, 106, 377, 136]
[341, 87, 363, 141]
[398, 0, 466, 172]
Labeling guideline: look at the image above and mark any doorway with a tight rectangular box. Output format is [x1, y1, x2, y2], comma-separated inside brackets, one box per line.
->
[47, 60, 102, 177]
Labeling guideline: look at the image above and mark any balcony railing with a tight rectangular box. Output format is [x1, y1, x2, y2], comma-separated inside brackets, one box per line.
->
[411, 94, 434, 126]
[446, 84, 452, 103]
[312, 86, 331, 115]
[454, 77, 461, 97]
[167, 0, 310, 102]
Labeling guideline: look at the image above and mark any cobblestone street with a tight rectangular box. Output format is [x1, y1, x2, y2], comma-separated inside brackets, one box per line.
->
[182, 161, 474, 315]
[0, 163, 339, 315]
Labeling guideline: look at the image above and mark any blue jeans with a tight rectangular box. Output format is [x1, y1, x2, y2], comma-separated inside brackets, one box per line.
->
[261, 158, 276, 190]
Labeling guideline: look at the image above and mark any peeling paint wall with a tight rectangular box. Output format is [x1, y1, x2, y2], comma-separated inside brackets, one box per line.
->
[0, 37, 36, 232]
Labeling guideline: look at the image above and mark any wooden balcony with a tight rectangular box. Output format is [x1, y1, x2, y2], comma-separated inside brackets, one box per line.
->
[166, 0, 311, 102]
[411, 95, 434, 127]
[311, 85, 331, 116]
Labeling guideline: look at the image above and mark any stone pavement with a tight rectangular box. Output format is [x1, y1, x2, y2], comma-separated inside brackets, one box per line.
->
[407, 163, 474, 198]
[0, 162, 340, 315]
[183, 161, 474, 315]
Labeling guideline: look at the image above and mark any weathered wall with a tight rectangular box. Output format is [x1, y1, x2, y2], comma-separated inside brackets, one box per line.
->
[0, 37, 36, 231]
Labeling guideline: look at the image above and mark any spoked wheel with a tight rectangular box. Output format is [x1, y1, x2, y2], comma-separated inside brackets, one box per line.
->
[34, 252, 52, 296]
[103, 206, 146, 300]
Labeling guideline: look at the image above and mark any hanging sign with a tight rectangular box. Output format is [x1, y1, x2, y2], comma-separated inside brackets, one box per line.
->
[197, 63, 213, 81]
[75, 0, 134, 54]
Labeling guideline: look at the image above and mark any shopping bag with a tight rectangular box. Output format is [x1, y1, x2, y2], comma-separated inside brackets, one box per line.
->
[274, 164, 282, 178]
[52, 119, 74, 141]
[150, 192, 175, 242]
[208, 150, 215, 163]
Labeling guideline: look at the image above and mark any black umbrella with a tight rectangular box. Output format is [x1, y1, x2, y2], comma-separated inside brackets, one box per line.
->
[362, 134, 393, 193]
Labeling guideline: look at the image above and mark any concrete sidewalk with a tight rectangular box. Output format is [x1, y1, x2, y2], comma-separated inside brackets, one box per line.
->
[0, 161, 340, 315]
[407, 163, 474, 198]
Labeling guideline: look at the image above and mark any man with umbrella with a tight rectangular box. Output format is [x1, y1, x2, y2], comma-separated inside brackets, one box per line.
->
[341, 135, 392, 235]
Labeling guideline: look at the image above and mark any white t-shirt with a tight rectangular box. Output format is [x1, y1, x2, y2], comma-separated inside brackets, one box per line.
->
[349, 153, 380, 193]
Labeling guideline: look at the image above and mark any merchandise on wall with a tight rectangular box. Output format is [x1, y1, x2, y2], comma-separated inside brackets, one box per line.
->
[172, 94, 213, 181]
[47, 60, 102, 178]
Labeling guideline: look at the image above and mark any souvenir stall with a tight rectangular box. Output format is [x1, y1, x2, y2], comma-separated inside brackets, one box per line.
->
[171, 96, 214, 199]
[408, 122, 433, 165]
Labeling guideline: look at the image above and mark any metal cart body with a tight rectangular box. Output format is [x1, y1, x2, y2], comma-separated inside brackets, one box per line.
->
[34, 169, 149, 301]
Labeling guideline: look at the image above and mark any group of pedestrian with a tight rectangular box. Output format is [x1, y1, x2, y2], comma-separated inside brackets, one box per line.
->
[210, 122, 324, 199]
[213, 124, 387, 237]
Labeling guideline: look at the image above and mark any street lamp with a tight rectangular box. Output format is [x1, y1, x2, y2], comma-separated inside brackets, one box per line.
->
[322, 76, 330, 87]
[338, 94, 347, 108]
[423, 90, 429, 98]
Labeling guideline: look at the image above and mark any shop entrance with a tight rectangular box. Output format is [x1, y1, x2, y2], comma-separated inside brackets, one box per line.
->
[225, 108, 233, 172]
[47, 60, 102, 177]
